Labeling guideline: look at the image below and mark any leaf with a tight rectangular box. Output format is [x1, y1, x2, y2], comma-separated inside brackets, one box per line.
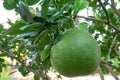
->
[34, 75, 40, 80]
[41, 0, 51, 18]
[26, 0, 40, 5]
[56, 0, 70, 8]
[6, 20, 27, 35]
[42, 58, 51, 70]
[0, 24, 4, 31]
[20, 22, 43, 31]
[3, 0, 16, 10]
[18, 66, 29, 76]
[112, 58, 120, 67]
[75, 22, 89, 31]
[6, 21, 43, 35]
[18, 1, 33, 23]
[37, 33, 51, 49]
[49, 0, 73, 21]
[89, 0, 97, 7]
[79, 22, 89, 31]
[74, 0, 89, 16]
[56, 0, 70, 4]
[11, 31, 38, 41]
[40, 46, 51, 61]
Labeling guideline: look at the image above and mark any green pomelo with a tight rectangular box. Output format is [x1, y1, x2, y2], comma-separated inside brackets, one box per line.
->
[50, 28, 101, 77]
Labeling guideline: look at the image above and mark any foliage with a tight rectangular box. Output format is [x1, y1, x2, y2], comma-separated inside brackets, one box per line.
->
[0, 0, 120, 80]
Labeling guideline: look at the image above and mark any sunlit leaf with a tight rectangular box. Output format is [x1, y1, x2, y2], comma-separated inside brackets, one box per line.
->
[74, 0, 89, 16]
[79, 22, 89, 31]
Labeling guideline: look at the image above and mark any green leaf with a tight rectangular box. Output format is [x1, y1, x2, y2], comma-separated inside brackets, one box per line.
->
[3, 0, 16, 10]
[11, 31, 38, 41]
[41, 0, 51, 18]
[75, 22, 89, 31]
[6, 20, 27, 35]
[56, 0, 70, 8]
[112, 58, 120, 67]
[20, 22, 43, 31]
[0, 24, 4, 31]
[37, 33, 51, 49]
[18, 1, 33, 23]
[6, 21, 43, 35]
[40, 46, 51, 61]
[89, 0, 97, 7]
[56, 0, 70, 4]
[49, 0, 73, 21]
[26, 0, 40, 5]
[74, 0, 89, 16]
[34, 75, 40, 80]
[79, 22, 89, 31]
[18, 66, 29, 76]
[42, 58, 51, 70]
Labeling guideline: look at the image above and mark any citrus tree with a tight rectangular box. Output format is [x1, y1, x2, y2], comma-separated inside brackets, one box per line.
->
[0, 0, 120, 80]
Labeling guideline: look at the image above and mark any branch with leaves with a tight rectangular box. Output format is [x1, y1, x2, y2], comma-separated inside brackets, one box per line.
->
[0, 47, 49, 80]
[77, 16, 120, 33]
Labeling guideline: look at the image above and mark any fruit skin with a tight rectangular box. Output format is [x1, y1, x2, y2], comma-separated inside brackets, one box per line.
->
[50, 28, 101, 77]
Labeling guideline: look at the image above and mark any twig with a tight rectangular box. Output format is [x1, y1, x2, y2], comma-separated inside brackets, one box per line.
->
[98, 0, 110, 23]
[101, 60, 119, 80]
[101, 59, 120, 71]
[77, 16, 106, 23]
[109, 23, 120, 34]
[77, 16, 120, 33]
[110, 0, 120, 18]
[27, 67, 49, 80]
[107, 34, 118, 59]
[114, 48, 120, 56]
[0, 47, 16, 58]
[97, 66, 105, 80]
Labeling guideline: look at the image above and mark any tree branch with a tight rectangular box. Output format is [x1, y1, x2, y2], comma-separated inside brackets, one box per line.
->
[0, 47, 49, 80]
[77, 16, 106, 23]
[77, 16, 120, 33]
[101, 60, 119, 80]
[101, 59, 120, 71]
[107, 34, 118, 59]
[114, 48, 120, 56]
[98, 0, 110, 23]
[0, 47, 16, 58]
[110, 0, 120, 18]
[97, 66, 105, 80]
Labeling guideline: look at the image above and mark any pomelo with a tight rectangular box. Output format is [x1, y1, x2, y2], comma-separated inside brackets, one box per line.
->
[50, 28, 101, 77]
